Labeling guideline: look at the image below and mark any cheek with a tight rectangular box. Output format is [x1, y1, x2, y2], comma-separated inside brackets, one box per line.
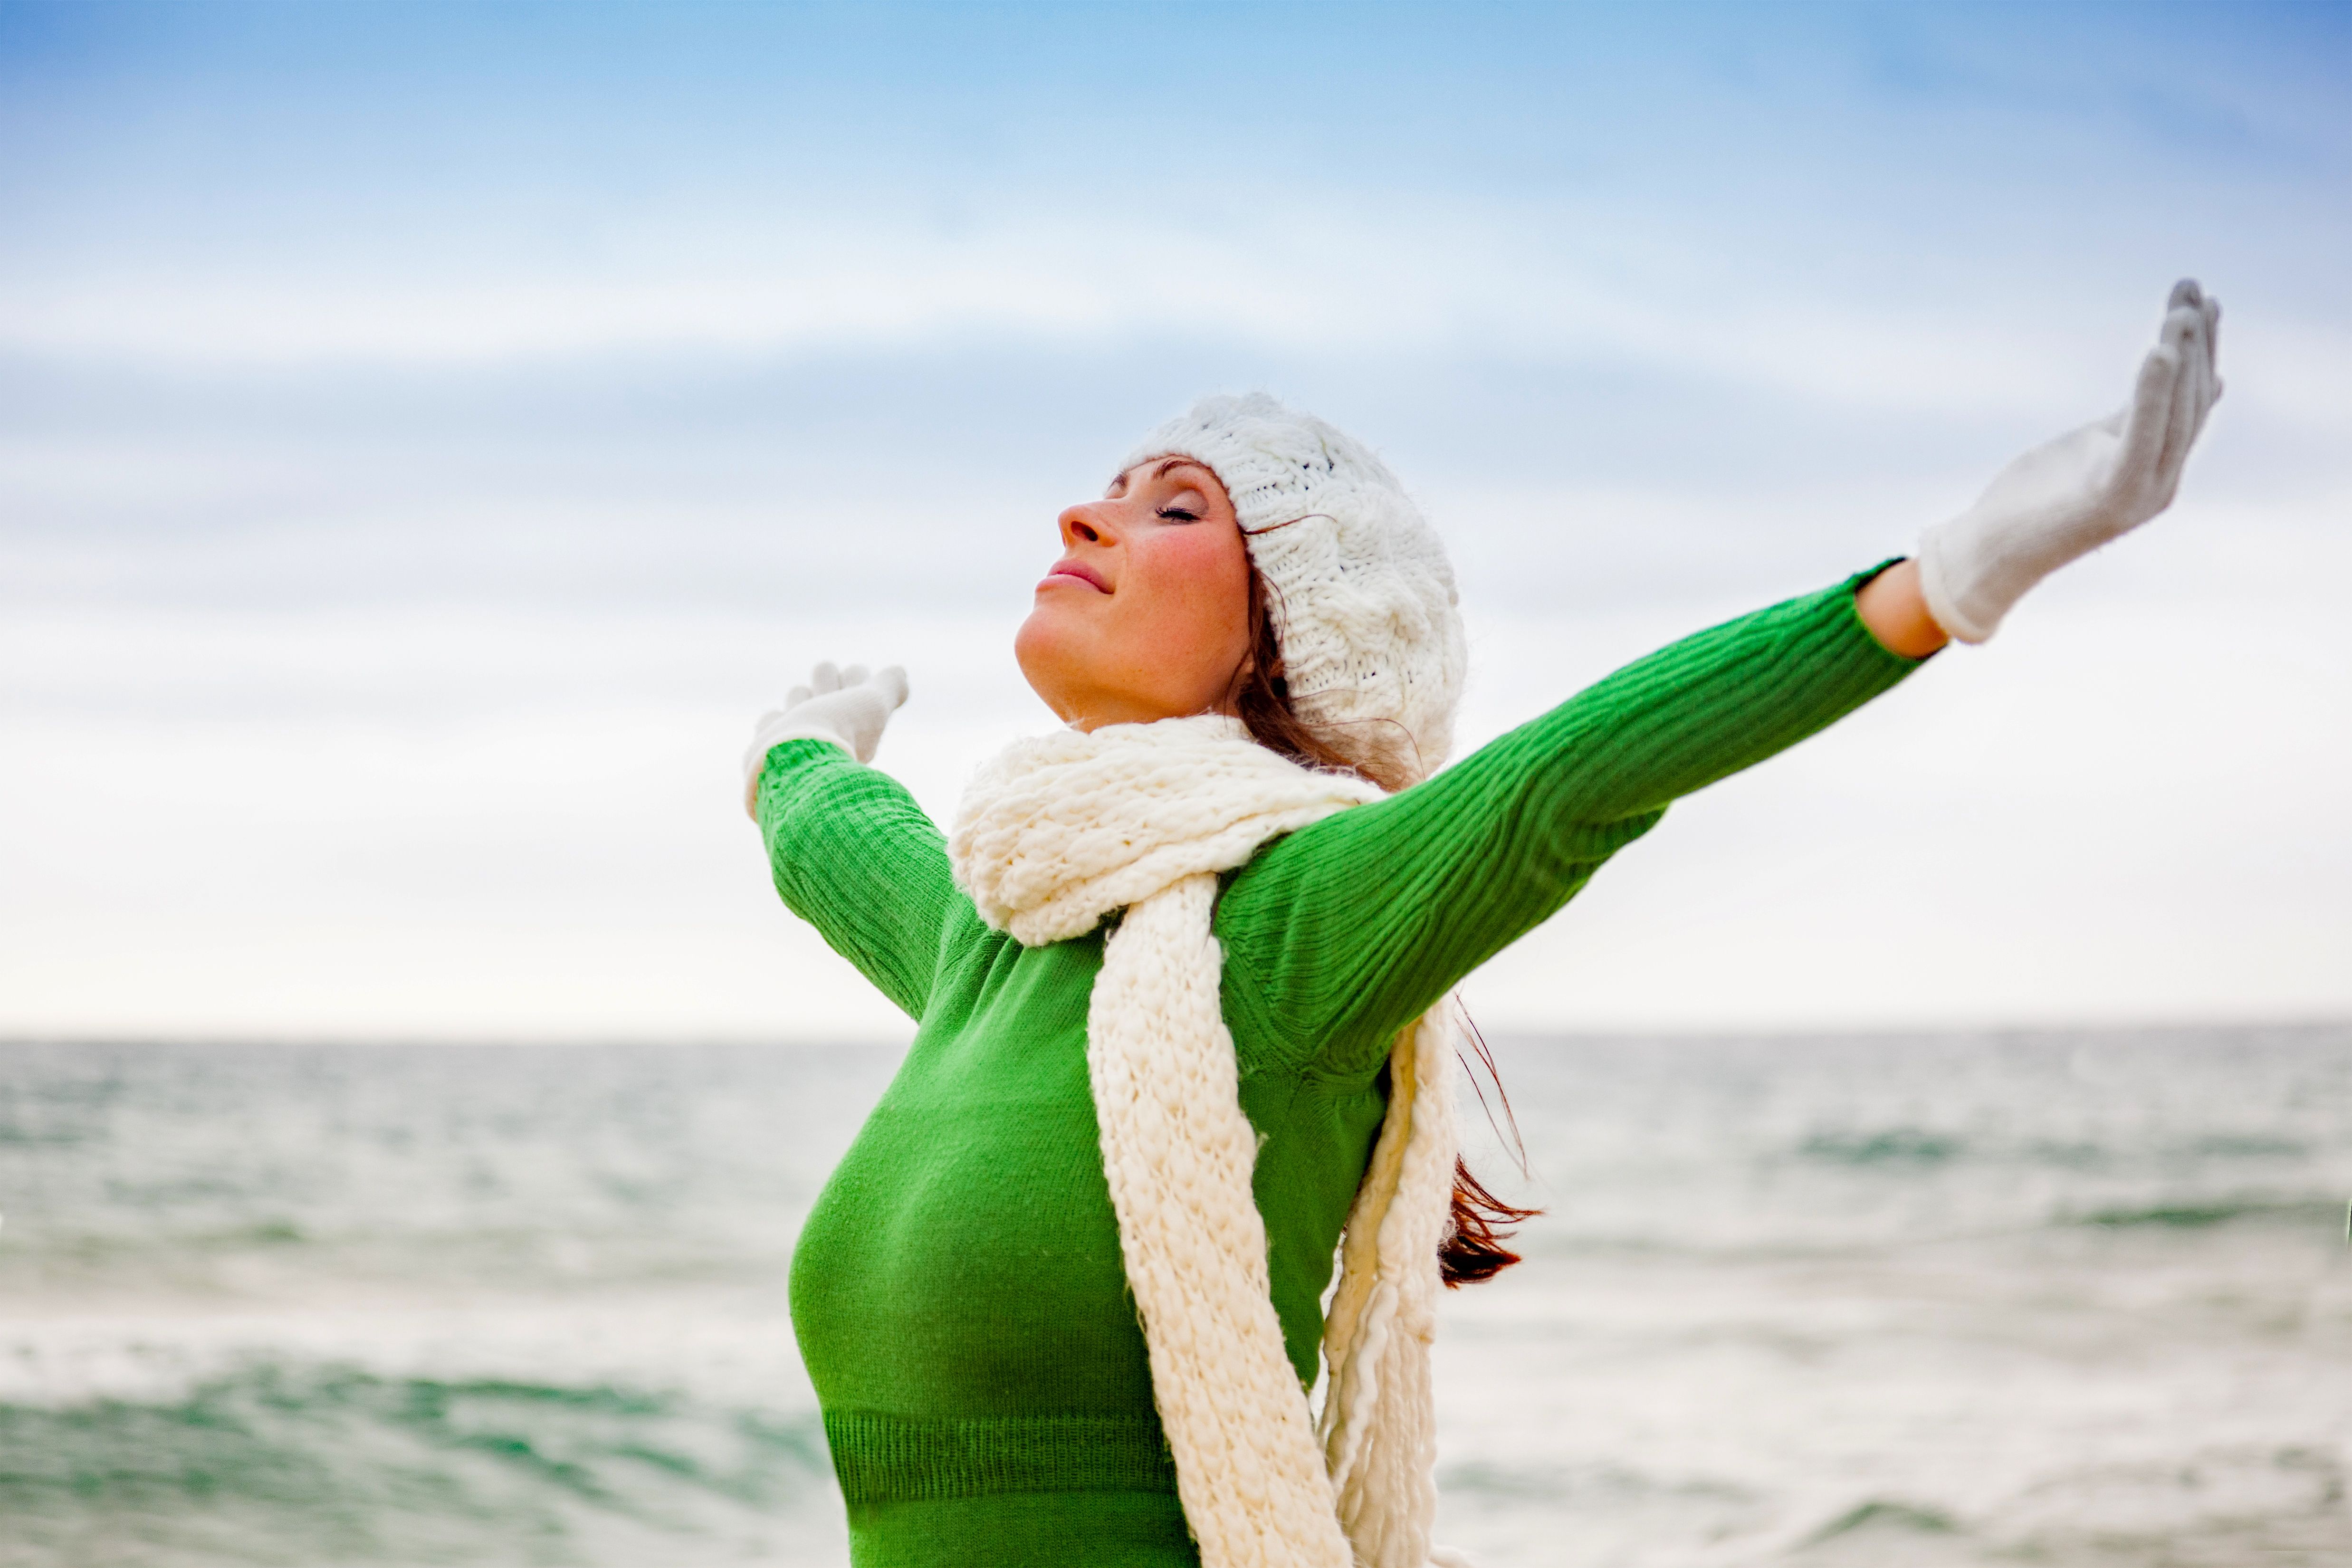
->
[1133, 528, 1251, 651]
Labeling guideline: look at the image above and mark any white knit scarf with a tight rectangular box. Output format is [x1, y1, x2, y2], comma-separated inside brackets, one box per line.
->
[949, 715, 1468, 1568]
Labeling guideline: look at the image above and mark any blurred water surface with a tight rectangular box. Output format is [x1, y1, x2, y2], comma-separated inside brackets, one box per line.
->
[0, 1029, 2345, 1566]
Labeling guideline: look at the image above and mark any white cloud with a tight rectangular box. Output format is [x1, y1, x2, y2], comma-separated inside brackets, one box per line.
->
[0, 195, 2193, 425]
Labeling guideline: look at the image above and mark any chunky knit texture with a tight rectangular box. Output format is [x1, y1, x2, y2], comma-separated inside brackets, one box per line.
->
[762, 570, 1918, 1567]
[950, 719, 1385, 947]
[948, 716, 1458, 1567]
[1122, 394, 1465, 783]
[1319, 1003, 1462, 1568]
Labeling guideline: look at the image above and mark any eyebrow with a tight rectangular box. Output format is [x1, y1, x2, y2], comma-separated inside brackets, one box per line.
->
[1106, 456, 1214, 495]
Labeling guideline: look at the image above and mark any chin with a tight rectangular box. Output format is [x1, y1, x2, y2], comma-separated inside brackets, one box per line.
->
[1013, 606, 1085, 717]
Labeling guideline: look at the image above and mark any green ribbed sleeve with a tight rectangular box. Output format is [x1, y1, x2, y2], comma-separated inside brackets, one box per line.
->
[756, 739, 960, 1021]
[1215, 567, 1922, 1073]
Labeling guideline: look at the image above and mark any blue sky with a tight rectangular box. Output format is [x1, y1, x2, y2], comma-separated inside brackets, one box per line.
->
[3, 1, 2347, 1039]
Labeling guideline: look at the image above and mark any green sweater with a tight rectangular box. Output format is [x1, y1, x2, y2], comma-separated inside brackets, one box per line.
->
[758, 571, 1917, 1568]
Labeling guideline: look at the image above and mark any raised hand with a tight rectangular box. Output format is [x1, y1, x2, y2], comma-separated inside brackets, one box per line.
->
[742, 661, 910, 817]
[1917, 279, 2223, 643]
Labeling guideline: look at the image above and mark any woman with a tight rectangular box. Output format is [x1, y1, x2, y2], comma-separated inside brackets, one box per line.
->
[743, 282, 2222, 1568]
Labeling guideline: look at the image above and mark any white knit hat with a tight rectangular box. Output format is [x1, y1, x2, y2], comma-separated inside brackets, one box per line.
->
[1121, 393, 1466, 784]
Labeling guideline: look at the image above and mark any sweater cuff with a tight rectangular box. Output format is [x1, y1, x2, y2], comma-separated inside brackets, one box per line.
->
[748, 735, 856, 823]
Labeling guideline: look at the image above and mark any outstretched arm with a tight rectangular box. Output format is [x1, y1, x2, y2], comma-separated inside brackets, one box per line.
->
[1220, 279, 2227, 1071]
[744, 663, 958, 1022]
[1216, 569, 1921, 1073]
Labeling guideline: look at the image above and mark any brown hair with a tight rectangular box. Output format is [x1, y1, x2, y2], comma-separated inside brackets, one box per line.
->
[1226, 565, 1539, 1287]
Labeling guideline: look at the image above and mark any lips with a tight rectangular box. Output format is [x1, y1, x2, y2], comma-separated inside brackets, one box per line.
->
[1041, 559, 1109, 593]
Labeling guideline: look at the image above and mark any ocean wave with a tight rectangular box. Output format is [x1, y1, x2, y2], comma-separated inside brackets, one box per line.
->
[1799, 1498, 1961, 1544]
[1432, 1450, 2349, 1568]
[0, 1362, 838, 1567]
[1797, 1128, 1964, 1166]
[2066, 1196, 2344, 1230]
[0, 1223, 794, 1302]
[5, 1033, 2345, 1567]
[1437, 1458, 1756, 1505]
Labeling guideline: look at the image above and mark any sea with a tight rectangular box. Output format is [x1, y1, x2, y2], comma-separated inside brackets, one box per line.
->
[1, 1027, 2345, 1567]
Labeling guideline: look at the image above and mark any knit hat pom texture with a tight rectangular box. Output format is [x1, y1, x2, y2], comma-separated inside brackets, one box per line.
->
[1122, 393, 1466, 784]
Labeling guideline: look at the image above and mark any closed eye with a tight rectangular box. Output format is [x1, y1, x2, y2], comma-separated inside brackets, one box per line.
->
[1156, 506, 1201, 522]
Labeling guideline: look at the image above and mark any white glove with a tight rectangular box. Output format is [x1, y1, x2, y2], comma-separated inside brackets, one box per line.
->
[741, 661, 909, 818]
[1918, 279, 2223, 644]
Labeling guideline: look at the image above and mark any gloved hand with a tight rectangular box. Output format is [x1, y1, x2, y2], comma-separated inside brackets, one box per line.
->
[741, 661, 909, 818]
[1918, 279, 2223, 644]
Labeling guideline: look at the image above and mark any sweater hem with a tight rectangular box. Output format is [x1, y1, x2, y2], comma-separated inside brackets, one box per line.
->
[825, 1407, 1180, 1505]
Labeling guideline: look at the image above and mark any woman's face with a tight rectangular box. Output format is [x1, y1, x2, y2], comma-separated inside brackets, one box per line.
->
[1014, 456, 1254, 730]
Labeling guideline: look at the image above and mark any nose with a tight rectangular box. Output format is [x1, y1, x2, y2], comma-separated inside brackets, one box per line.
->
[1059, 502, 1119, 549]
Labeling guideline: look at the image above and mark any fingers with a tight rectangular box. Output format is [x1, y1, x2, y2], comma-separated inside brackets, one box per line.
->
[837, 667, 908, 721]
[2155, 303, 2208, 495]
[2196, 293, 2223, 430]
[785, 660, 908, 712]
[2161, 279, 2218, 382]
[2167, 278, 2224, 430]
[2115, 341, 2180, 496]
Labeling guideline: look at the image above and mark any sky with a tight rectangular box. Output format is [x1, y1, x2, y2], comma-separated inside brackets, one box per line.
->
[2, 0, 2348, 1042]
